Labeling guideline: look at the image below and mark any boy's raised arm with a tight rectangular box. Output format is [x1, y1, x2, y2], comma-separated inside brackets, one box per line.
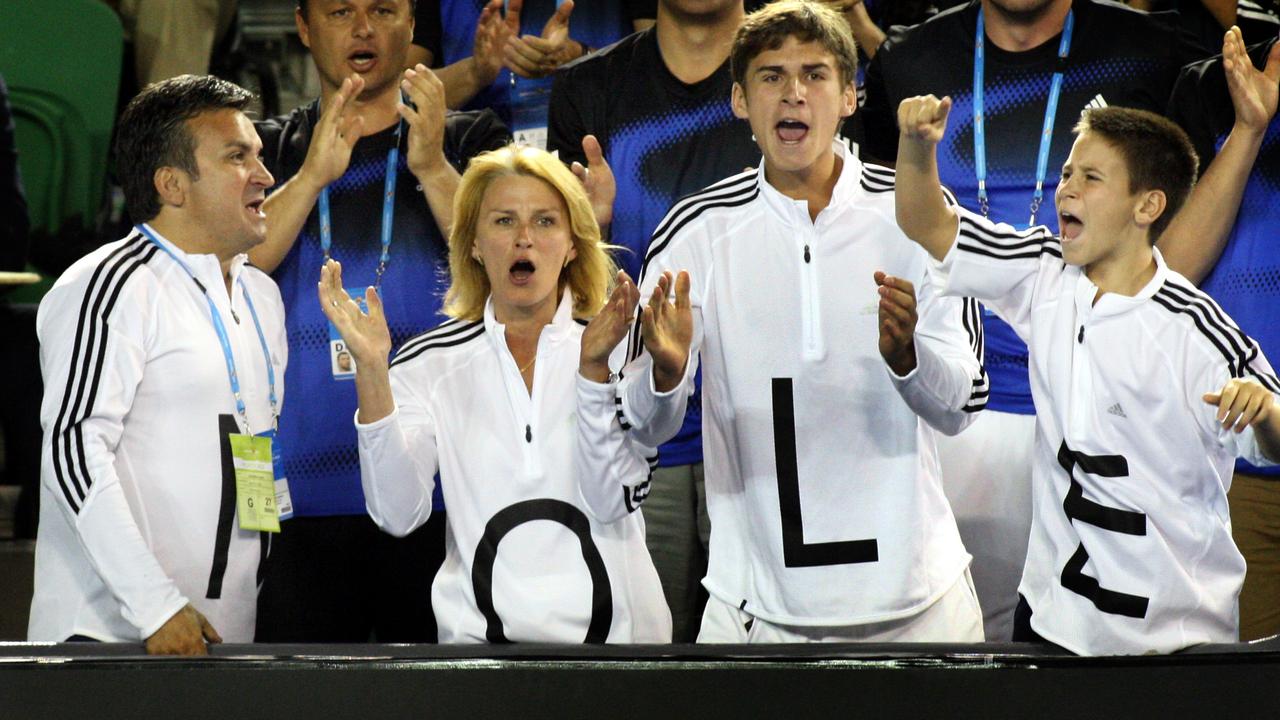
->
[895, 95, 961, 261]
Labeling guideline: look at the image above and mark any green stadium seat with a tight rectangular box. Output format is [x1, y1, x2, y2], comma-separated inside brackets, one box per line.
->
[0, 0, 123, 300]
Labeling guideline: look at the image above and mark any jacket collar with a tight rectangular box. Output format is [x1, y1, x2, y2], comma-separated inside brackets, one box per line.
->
[483, 286, 578, 352]
[755, 139, 861, 226]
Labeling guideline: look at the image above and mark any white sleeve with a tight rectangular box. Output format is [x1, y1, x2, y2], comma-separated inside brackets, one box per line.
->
[1190, 331, 1280, 468]
[887, 264, 989, 435]
[934, 207, 1060, 342]
[356, 364, 440, 537]
[616, 227, 706, 448]
[574, 372, 658, 523]
[37, 274, 188, 640]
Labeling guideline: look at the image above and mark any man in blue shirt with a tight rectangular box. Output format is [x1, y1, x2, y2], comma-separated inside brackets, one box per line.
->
[251, 0, 508, 642]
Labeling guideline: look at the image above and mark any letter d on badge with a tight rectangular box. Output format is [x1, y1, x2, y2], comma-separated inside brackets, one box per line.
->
[328, 286, 367, 380]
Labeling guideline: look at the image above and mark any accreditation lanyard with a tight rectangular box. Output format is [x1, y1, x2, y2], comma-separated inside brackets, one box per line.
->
[973, 7, 1075, 227]
[138, 225, 279, 435]
[316, 117, 403, 290]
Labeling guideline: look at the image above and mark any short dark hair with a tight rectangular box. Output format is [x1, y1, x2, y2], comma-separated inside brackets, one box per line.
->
[730, 0, 858, 88]
[296, 0, 416, 21]
[1073, 107, 1199, 242]
[115, 75, 253, 222]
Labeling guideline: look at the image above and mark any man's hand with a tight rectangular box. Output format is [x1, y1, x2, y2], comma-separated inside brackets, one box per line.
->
[641, 270, 693, 393]
[299, 75, 366, 192]
[875, 271, 919, 376]
[1223, 25, 1280, 134]
[580, 271, 640, 382]
[471, 0, 508, 88]
[898, 94, 952, 146]
[400, 65, 449, 180]
[145, 604, 221, 656]
[318, 259, 393, 369]
[504, 0, 579, 79]
[572, 135, 615, 230]
[1204, 377, 1277, 433]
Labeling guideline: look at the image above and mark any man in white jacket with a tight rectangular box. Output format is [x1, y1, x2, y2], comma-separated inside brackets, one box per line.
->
[29, 75, 285, 655]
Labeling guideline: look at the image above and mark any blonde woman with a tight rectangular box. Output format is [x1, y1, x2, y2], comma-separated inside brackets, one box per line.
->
[319, 145, 677, 643]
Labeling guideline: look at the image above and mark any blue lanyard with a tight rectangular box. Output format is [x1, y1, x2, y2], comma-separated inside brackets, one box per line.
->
[138, 225, 279, 434]
[317, 117, 402, 290]
[974, 7, 1074, 227]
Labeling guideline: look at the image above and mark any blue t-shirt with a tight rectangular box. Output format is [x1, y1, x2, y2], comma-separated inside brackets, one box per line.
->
[256, 104, 510, 515]
[548, 29, 760, 467]
[860, 0, 1206, 414]
[439, 0, 636, 127]
[1170, 41, 1280, 477]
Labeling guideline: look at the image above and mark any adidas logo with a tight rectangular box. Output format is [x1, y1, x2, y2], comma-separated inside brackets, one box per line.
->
[1084, 94, 1109, 113]
[1107, 403, 1126, 418]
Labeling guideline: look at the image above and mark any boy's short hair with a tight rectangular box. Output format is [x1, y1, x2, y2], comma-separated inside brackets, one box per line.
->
[1073, 107, 1198, 242]
[730, 0, 858, 88]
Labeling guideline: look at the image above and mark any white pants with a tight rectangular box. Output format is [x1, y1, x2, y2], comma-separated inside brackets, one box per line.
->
[697, 570, 984, 643]
[935, 409, 1035, 641]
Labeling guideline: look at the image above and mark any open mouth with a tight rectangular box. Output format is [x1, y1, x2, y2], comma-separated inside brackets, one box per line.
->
[246, 198, 265, 218]
[776, 119, 809, 143]
[348, 50, 378, 72]
[1059, 210, 1083, 241]
[510, 259, 536, 285]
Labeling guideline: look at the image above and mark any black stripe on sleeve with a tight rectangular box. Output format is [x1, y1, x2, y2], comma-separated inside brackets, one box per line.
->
[628, 180, 758, 362]
[961, 297, 990, 413]
[1163, 279, 1267, 379]
[645, 172, 756, 247]
[50, 236, 156, 513]
[1153, 284, 1280, 394]
[956, 216, 1061, 260]
[859, 163, 895, 194]
[390, 325, 486, 368]
[613, 394, 631, 430]
[392, 319, 475, 356]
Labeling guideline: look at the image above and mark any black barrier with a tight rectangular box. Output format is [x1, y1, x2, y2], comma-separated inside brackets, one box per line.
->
[1, 641, 1279, 719]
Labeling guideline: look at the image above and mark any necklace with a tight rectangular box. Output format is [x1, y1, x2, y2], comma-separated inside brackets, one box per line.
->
[518, 354, 536, 374]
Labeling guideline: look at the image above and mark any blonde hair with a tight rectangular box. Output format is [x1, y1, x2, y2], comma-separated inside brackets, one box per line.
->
[444, 144, 618, 321]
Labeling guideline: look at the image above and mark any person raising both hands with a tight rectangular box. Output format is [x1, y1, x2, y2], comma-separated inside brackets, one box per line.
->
[251, 0, 510, 645]
[321, 144, 671, 643]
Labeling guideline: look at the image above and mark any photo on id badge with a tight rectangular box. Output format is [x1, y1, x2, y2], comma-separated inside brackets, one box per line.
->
[329, 287, 366, 380]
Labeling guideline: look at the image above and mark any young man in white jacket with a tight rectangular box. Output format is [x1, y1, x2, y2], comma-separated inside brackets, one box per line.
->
[619, 0, 989, 642]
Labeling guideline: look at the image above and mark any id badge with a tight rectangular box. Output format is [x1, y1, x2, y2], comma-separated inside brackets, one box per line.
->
[329, 287, 366, 380]
[265, 428, 293, 521]
[229, 432, 281, 533]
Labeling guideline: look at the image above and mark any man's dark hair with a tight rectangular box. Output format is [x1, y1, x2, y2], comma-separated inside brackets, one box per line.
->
[1073, 107, 1199, 242]
[115, 74, 253, 222]
[731, 0, 858, 88]
[296, 0, 416, 21]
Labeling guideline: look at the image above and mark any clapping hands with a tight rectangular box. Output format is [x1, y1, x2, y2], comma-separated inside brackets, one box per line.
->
[642, 270, 694, 393]
[580, 271, 641, 382]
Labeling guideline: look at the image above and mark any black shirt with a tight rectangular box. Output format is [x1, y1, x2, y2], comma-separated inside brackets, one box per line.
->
[547, 28, 760, 467]
[857, 0, 1211, 414]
